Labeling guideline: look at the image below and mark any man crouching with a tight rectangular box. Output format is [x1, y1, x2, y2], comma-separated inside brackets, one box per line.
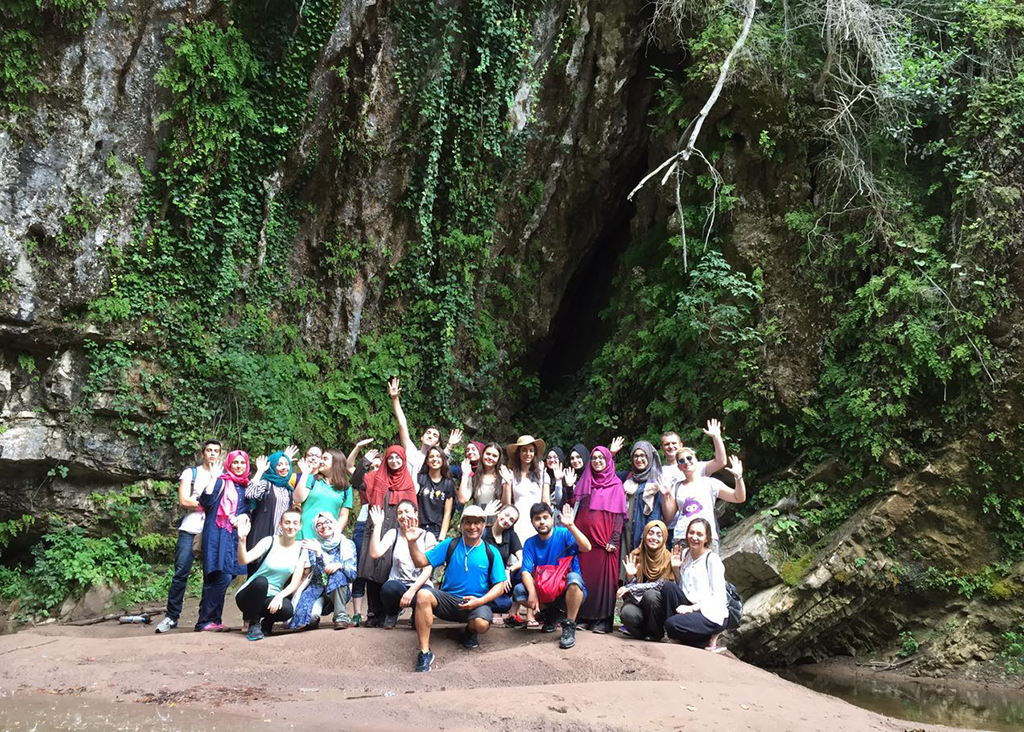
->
[404, 505, 506, 672]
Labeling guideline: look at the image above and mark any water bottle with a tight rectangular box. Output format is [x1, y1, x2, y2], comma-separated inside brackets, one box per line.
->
[119, 615, 151, 624]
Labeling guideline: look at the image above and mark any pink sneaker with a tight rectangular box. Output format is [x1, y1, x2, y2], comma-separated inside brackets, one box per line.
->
[199, 622, 228, 632]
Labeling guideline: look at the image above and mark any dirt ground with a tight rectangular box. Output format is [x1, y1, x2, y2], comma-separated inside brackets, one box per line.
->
[0, 599, 980, 732]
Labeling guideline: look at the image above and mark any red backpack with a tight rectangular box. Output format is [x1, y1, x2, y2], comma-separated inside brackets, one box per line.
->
[533, 555, 575, 604]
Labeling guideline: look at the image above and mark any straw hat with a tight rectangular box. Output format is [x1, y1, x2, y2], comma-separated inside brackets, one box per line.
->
[506, 435, 546, 463]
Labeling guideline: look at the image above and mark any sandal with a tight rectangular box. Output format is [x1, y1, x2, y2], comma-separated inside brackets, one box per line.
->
[527, 618, 541, 629]
[491, 615, 505, 627]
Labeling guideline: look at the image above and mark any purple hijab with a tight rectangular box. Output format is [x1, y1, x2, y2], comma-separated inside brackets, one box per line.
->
[574, 445, 627, 515]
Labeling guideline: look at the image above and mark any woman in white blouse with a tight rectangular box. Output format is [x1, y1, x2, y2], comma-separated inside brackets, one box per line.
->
[662, 517, 728, 648]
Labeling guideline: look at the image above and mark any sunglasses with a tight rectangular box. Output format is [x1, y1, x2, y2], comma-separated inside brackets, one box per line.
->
[679, 454, 697, 464]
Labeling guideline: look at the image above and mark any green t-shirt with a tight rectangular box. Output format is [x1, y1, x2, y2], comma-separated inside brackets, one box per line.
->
[299, 479, 353, 540]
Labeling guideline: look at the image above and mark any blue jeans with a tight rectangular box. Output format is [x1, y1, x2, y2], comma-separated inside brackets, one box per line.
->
[513, 571, 586, 603]
[195, 570, 233, 629]
[165, 531, 196, 622]
[351, 521, 366, 599]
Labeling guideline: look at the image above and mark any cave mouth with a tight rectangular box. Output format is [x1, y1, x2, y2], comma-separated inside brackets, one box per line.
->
[536, 186, 639, 393]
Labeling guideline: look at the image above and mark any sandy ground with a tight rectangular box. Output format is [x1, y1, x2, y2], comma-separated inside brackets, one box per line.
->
[0, 599, 981, 732]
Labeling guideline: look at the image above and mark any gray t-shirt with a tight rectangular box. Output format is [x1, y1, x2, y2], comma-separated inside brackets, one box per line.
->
[380, 528, 437, 584]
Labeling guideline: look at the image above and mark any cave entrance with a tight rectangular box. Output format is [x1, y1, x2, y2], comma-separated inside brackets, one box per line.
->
[537, 186, 639, 392]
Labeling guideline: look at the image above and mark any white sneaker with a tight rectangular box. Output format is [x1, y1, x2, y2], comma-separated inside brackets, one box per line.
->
[154, 617, 177, 633]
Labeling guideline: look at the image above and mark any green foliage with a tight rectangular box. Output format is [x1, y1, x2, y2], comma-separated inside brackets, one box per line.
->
[0, 514, 35, 551]
[0, 0, 101, 113]
[999, 632, 1024, 676]
[780, 553, 814, 586]
[898, 630, 920, 658]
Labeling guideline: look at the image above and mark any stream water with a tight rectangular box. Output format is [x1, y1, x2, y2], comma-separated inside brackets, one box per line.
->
[777, 665, 1024, 732]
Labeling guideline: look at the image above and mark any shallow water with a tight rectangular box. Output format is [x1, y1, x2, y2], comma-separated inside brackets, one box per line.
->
[777, 665, 1024, 732]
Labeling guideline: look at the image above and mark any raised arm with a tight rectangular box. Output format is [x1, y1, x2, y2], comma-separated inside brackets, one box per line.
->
[346, 438, 374, 476]
[457, 459, 473, 505]
[718, 456, 747, 503]
[439, 496, 454, 539]
[368, 506, 388, 560]
[405, 523, 433, 568]
[388, 377, 415, 452]
[658, 476, 678, 521]
[245, 455, 270, 500]
[292, 458, 313, 504]
[560, 503, 591, 553]
[235, 517, 271, 566]
[702, 419, 727, 475]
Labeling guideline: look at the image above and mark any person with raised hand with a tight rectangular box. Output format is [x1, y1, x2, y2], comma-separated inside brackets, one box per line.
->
[617, 519, 675, 640]
[357, 445, 418, 627]
[370, 501, 437, 629]
[346, 440, 377, 626]
[483, 503, 523, 624]
[564, 445, 626, 633]
[663, 452, 746, 553]
[457, 442, 510, 508]
[195, 449, 251, 632]
[289, 511, 358, 631]
[234, 508, 305, 641]
[156, 439, 222, 634]
[244, 450, 296, 575]
[404, 506, 506, 672]
[504, 435, 549, 543]
[388, 377, 462, 479]
[662, 517, 729, 649]
[293, 450, 353, 540]
[621, 441, 665, 558]
[515, 503, 592, 649]
[415, 446, 456, 541]
[660, 419, 728, 486]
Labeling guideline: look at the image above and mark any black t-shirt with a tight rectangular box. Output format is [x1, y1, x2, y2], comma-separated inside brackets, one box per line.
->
[483, 526, 523, 567]
[416, 474, 454, 527]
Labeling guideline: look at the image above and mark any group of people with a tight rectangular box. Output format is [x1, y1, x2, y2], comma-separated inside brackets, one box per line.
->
[156, 378, 747, 672]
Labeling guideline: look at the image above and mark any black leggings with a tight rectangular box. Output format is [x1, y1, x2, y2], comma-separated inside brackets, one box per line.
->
[235, 576, 295, 623]
[661, 582, 725, 647]
[364, 580, 384, 619]
[380, 579, 413, 617]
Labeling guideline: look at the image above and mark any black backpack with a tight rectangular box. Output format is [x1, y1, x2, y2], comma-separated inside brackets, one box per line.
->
[706, 557, 743, 630]
[444, 537, 496, 582]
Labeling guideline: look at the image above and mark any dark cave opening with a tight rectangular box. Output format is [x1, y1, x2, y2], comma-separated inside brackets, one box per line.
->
[536, 173, 642, 392]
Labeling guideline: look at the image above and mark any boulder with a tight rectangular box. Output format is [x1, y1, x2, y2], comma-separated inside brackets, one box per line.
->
[720, 514, 783, 595]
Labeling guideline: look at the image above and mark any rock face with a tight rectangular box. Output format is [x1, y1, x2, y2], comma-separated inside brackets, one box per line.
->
[0, 0, 1021, 677]
[726, 439, 1024, 670]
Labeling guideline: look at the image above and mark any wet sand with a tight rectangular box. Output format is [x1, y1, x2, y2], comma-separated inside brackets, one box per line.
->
[0, 601, 982, 732]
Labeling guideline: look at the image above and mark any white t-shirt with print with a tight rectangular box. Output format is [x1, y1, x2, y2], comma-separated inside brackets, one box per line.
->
[380, 528, 438, 584]
[178, 465, 217, 534]
[671, 475, 725, 543]
[403, 440, 427, 481]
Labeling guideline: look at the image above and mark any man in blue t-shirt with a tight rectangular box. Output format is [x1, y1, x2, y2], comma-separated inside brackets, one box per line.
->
[515, 502, 592, 649]
[404, 505, 506, 672]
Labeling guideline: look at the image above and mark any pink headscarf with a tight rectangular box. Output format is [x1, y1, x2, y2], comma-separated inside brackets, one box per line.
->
[215, 450, 250, 530]
[573, 445, 627, 515]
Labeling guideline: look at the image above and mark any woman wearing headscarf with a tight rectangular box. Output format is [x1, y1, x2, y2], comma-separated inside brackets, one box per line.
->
[616, 519, 675, 640]
[565, 445, 626, 633]
[244, 451, 295, 575]
[293, 449, 352, 540]
[357, 445, 417, 626]
[621, 441, 666, 558]
[195, 449, 251, 631]
[505, 435, 549, 543]
[289, 511, 358, 630]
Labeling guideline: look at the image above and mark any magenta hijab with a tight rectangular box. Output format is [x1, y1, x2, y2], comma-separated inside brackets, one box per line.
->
[215, 450, 250, 530]
[574, 445, 626, 515]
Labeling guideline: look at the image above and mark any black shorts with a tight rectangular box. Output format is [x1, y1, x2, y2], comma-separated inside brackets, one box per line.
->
[423, 588, 494, 624]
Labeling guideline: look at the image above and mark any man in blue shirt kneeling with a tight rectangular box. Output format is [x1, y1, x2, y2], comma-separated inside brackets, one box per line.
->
[404, 504, 506, 672]
[517, 502, 592, 649]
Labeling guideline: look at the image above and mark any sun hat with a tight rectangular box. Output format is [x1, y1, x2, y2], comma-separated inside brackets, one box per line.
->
[461, 505, 487, 522]
[506, 435, 546, 463]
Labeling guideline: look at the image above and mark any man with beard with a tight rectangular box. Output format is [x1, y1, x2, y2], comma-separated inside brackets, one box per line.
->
[514, 502, 592, 649]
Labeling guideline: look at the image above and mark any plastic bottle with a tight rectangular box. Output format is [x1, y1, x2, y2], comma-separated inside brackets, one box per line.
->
[119, 615, 151, 624]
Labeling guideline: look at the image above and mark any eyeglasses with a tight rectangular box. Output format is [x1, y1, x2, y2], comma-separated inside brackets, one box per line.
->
[679, 454, 696, 464]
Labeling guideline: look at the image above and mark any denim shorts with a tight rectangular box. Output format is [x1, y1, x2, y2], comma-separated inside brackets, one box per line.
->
[512, 571, 586, 603]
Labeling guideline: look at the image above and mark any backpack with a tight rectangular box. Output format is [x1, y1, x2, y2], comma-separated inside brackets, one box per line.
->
[444, 537, 496, 587]
[706, 556, 743, 630]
